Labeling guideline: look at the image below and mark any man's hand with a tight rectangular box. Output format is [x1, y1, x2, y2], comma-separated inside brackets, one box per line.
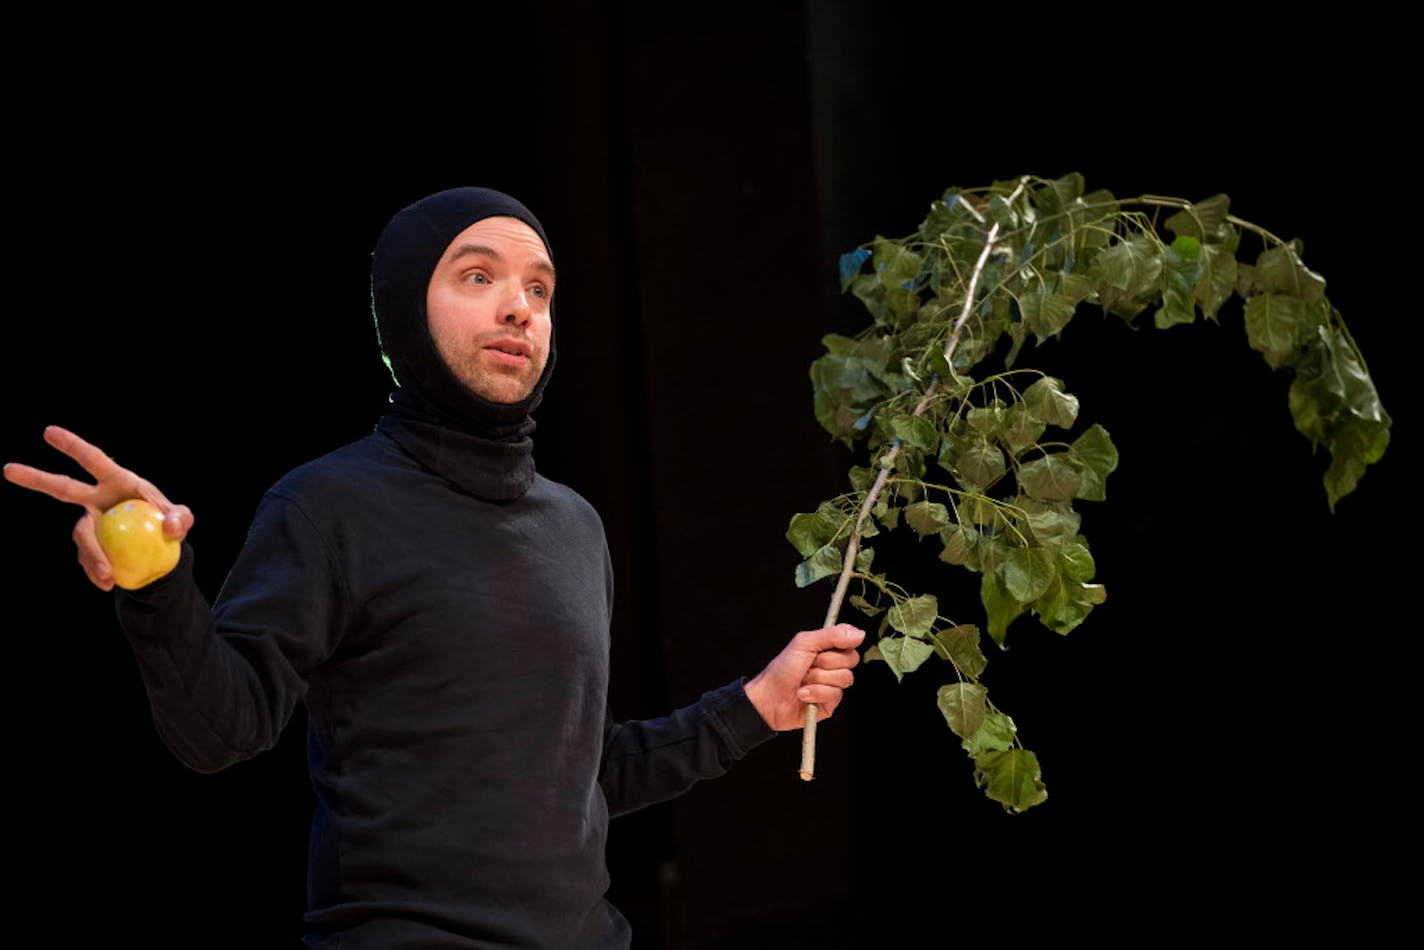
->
[744, 623, 866, 731]
[3, 425, 193, 591]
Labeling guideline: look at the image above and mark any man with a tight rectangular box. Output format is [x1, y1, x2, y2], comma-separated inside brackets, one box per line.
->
[3, 186, 864, 947]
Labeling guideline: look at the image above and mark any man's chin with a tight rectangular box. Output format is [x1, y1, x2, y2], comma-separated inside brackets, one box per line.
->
[465, 379, 538, 405]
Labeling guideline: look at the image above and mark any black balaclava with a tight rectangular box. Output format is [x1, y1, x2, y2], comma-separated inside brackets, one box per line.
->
[370, 187, 557, 501]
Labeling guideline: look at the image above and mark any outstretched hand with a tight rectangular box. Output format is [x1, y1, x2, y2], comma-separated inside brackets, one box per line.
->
[3, 425, 193, 591]
[744, 623, 866, 731]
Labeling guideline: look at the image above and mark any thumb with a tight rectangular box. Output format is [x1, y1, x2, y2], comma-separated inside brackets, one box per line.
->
[800, 622, 865, 652]
[163, 504, 195, 542]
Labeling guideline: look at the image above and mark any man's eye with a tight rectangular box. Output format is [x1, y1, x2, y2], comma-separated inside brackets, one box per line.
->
[531, 285, 546, 298]
[468, 273, 489, 285]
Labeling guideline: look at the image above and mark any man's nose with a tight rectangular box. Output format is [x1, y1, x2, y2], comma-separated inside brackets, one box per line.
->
[500, 289, 533, 325]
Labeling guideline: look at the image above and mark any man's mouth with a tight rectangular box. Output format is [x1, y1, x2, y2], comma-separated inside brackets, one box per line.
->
[484, 340, 532, 365]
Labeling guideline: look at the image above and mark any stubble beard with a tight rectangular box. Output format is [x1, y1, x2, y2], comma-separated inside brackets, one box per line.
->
[447, 350, 543, 405]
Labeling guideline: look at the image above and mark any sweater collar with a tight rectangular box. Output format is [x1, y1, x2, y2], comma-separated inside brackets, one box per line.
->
[376, 409, 535, 502]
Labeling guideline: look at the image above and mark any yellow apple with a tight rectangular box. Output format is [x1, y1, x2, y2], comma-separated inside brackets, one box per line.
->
[96, 499, 181, 590]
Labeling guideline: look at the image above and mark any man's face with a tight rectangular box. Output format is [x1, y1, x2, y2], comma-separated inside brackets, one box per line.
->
[426, 215, 555, 404]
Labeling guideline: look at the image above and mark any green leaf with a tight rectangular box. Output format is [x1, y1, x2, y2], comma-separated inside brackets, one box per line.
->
[874, 505, 900, 532]
[874, 238, 924, 288]
[784, 512, 824, 557]
[1317, 324, 1389, 423]
[900, 444, 928, 480]
[973, 749, 1048, 813]
[1254, 241, 1326, 302]
[922, 193, 971, 240]
[849, 593, 883, 618]
[820, 332, 860, 356]
[880, 635, 935, 682]
[955, 440, 1008, 490]
[1032, 575, 1106, 634]
[904, 500, 951, 537]
[1002, 546, 1056, 604]
[887, 414, 939, 453]
[1170, 235, 1202, 260]
[1091, 235, 1162, 297]
[855, 546, 875, 573]
[1023, 376, 1079, 427]
[1324, 416, 1390, 511]
[1059, 272, 1096, 306]
[986, 194, 1018, 229]
[795, 544, 844, 588]
[963, 496, 1004, 531]
[1058, 540, 1097, 583]
[1000, 403, 1047, 456]
[885, 286, 921, 321]
[1070, 424, 1119, 502]
[1016, 451, 1083, 502]
[966, 402, 1006, 436]
[981, 573, 1026, 647]
[937, 682, 988, 738]
[1288, 376, 1329, 444]
[1068, 189, 1120, 250]
[1194, 242, 1238, 318]
[1154, 240, 1200, 329]
[893, 477, 922, 503]
[1017, 498, 1081, 548]
[850, 273, 893, 328]
[785, 501, 848, 557]
[848, 465, 876, 494]
[1243, 293, 1307, 368]
[810, 343, 893, 442]
[938, 524, 980, 569]
[932, 624, 987, 678]
[1288, 324, 1393, 507]
[961, 711, 1017, 756]
[1020, 287, 1078, 343]
[928, 346, 952, 379]
[887, 593, 939, 638]
[1163, 193, 1230, 240]
[1032, 172, 1086, 213]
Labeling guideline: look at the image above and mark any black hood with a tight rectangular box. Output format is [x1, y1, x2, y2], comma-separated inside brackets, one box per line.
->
[371, 186, 557, 442]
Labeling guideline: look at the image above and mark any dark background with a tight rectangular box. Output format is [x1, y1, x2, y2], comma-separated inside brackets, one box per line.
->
[4, 3, 1414, 946]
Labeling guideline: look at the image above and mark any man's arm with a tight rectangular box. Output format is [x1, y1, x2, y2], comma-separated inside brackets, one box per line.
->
[5, 425, 340, 773]
[599, 624, 864, 816]
[116, 491, 346, 772]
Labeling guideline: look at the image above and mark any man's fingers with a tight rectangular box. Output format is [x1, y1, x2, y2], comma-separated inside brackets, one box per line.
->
[73, 510, 114, 589]
[134, 476, 174, 511]
[812, 647, 861, 670]
[43, 425, 127, 483]
[3, 461, 98, 506]
[163, 504, 195, 541]
[794, 623, 866, 655]
[804, 667, 854, 689]
[800, 685, 844, 717]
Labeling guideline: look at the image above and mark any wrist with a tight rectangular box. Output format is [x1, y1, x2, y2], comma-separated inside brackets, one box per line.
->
[742, 672, 777, 729]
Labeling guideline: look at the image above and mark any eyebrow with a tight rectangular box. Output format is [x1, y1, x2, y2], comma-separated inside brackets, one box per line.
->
[448, 243, 557, 281]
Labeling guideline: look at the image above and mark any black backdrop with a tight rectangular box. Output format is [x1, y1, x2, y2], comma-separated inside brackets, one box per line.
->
[5, 4, 1415, 947]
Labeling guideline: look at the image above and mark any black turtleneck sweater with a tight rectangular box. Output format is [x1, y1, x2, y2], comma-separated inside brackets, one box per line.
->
[115, 411, 776, 947]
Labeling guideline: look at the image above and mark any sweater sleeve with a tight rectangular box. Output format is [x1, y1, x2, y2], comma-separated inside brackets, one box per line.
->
[115, 491, 348, 774]
[598, 678, 777, 817]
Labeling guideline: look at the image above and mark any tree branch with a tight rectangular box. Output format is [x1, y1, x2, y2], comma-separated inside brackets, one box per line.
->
[798, 177, 1026, 781]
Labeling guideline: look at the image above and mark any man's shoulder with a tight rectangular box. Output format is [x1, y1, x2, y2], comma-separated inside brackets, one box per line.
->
[529, 473, 606, 525]
[267, 430, 395, 500]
